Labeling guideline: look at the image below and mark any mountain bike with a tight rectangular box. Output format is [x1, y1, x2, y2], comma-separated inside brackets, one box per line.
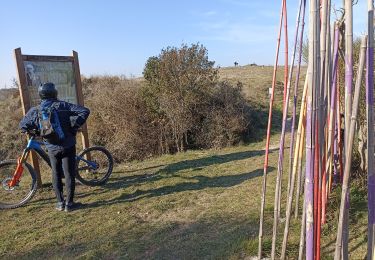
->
[0, 135, 113, 209]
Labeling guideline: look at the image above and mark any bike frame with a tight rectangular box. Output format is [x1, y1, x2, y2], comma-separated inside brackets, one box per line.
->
[8, 137, 98, 188]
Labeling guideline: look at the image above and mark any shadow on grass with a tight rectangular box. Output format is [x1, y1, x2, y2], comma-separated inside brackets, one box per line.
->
[107, 147, 278, 190]
[85, 166, 275, 209]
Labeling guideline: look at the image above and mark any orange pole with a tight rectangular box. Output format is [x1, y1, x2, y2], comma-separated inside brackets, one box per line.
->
[283, 0, 288, 106]
[258, 0, 286, 258]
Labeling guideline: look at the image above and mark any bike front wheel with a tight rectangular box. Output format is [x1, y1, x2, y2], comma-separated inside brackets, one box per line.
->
[0, 160, 37, 209]
[76, 146, 113, 186]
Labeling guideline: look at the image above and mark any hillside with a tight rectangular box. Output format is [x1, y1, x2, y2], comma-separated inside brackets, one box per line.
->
[0, 65, 367, 259]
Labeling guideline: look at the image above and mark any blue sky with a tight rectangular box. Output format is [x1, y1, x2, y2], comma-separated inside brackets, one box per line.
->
[0, 0, 369, 88]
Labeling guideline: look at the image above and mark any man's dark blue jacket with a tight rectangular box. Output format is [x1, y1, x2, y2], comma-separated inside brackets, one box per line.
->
[19, 99, 90, 151]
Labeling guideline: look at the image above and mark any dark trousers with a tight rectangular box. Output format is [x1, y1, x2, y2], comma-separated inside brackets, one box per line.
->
[48, 146, 76, 204]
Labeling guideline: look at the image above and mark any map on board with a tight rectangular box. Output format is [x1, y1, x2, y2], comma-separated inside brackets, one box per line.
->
[24, 61, 78, 107]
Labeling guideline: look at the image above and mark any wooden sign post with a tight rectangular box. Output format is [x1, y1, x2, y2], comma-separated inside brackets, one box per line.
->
[14, 48, 89, 186]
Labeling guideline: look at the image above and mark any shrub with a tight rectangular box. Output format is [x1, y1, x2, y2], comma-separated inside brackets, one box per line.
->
[84, 77, 160, 162]
[0, 89, 26, 160]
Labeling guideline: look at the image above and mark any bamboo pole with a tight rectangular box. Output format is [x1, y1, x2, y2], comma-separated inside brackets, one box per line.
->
[280, 74, 308, 260]
[334, 35, 367, 260]
[366, 1, 375, 259]
[298, 177, 307, 260]
[283, 0, 288, 108]
[277, 0, 289, 221]
[321, 0, 332, 227]
[295, 141, 305, 219]
[337, 68, 344, 183]
[342, 0, 354, 256]
[295, 76, 309, 219]
[314, 119, 320, 258]
[325, 22, 340, 215]
[271, 0, 304, 255]
[305, 0, 318, 259]
[257, 0, 286, 258]
[286, 0, 306, 208]
[315, 1, 329, 257]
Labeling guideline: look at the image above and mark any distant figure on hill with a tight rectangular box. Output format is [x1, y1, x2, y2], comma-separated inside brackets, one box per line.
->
[234, 61, 238, 67]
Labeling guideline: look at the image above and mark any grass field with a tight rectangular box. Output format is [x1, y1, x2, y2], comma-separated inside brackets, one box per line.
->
[0, 65, 368, 259]
[0, 133, 368, 259]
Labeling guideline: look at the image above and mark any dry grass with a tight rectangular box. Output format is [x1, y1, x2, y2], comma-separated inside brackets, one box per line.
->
[219, 65, 307, 110]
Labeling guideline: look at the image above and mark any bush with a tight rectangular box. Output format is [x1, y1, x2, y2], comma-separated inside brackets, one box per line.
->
[196, 82, 250, 148]
[0, 89, 26, 160]
[83, 75, 253, 161]
[83, 77, 160, 162]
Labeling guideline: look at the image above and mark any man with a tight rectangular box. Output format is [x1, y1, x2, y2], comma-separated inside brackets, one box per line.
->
[19, 82, 90, 212]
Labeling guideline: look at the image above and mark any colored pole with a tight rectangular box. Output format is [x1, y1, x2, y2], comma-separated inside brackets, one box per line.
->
[295, 77, 308, 219]
[342, 0, 353, 257]
[325, 22, 340, 208]
[287, 0, 306, 209]
[367, 0, 375, 258]
[298, 195, 307, 260]
[258, 0, 285, 258]
[280, 73, 308, 260]
[334, 35, 367, 260]
[305, 0, 318, 259]
[283, 0, 288, 108]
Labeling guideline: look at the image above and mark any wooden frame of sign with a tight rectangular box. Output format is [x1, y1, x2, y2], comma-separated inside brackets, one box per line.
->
[14, 48, 90, 186]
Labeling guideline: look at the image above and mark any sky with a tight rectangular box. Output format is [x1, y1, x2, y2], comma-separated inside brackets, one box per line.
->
[0, 0, 369, 88]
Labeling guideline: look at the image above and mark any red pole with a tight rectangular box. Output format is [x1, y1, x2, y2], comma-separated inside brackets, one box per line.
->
[283, 0, 288, 107]
[258, 0, 285, 258]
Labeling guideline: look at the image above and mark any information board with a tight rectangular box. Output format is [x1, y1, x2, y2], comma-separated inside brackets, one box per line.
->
[24, 60, 78, 107]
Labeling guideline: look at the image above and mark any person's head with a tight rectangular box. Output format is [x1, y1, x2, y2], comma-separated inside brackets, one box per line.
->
[38, 82, 58, 100]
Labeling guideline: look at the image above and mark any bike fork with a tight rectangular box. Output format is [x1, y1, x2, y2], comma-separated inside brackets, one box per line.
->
[8, 150, 30, 187]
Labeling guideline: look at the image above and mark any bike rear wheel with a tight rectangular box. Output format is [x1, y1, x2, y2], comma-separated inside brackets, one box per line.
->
[76, 146, 113, 186]
[0, 160, 37, 209]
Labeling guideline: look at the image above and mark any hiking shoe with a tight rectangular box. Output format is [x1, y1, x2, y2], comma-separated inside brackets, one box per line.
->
[55, 202, 65, 211]
[65, 202, 83, 212]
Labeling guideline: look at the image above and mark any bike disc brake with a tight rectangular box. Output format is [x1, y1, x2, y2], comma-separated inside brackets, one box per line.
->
[2, 177, 17, 191]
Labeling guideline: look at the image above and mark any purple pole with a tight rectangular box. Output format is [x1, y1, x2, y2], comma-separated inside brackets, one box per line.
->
[326, 24, 339, 193]
[271, 0, 305, 257]
[333, 118, 338, 181]
[367, 0, 375, 258]
[305, 0, 318, 259]
[288, 0, 306, 202]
